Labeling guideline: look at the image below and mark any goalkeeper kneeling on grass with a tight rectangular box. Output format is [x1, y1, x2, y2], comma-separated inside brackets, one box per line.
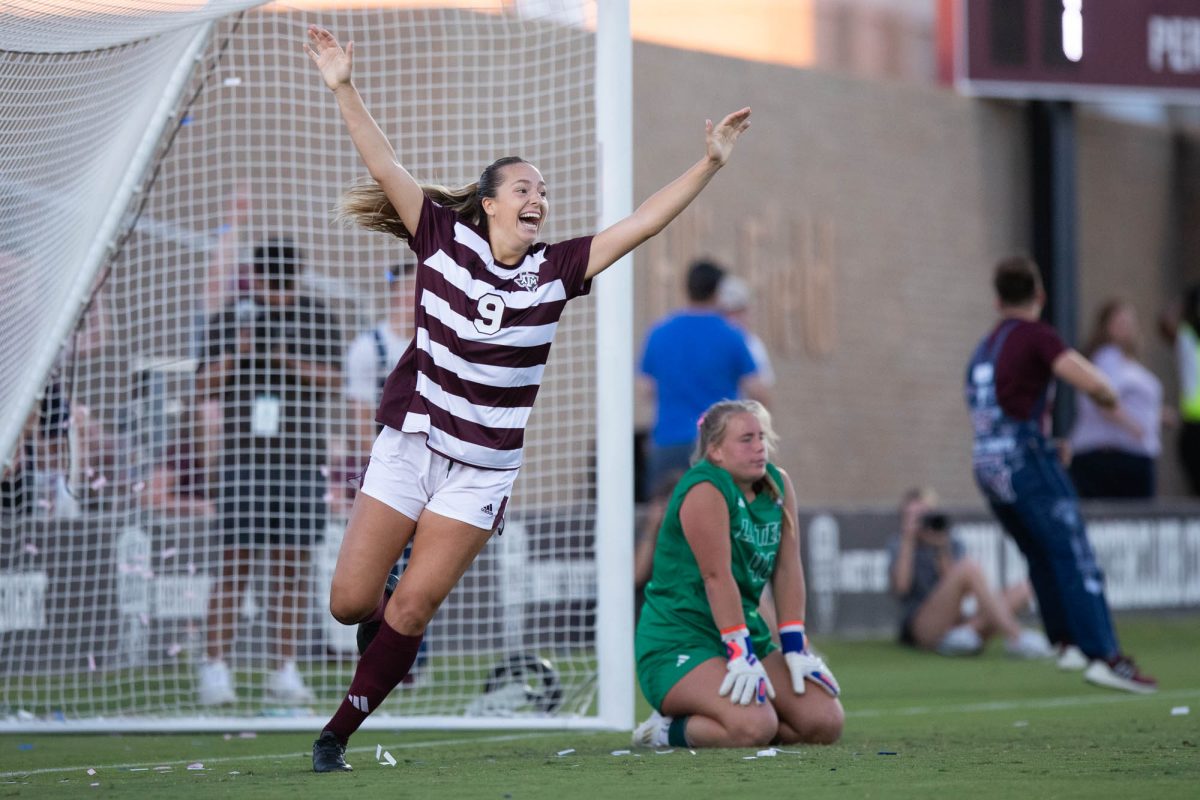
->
[633, 400, 843, 749]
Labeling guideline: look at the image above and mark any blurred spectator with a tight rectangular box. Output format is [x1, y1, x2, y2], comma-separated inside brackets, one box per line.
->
[194, 237, 339, 706]
[633, 467, 686, 620]
[139, 402, 216, 518]
[1069, 300, 1164, 499]
[716, 274, 775, 389]
[638, 259, 768, 495]
[886, 487, 1050, 658]
[966, 256, 1155, 692]
[1159, 284, 1200, 494]
[343, 264, 416, 468]
[1, 378, 80, 518]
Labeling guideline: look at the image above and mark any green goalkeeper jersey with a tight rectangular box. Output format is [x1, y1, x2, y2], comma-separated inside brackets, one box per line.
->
[639, 459, 785, 645]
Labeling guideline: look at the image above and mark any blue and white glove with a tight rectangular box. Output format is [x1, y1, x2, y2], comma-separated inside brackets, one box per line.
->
[718, 625, 775, 705]
[780, 621, 840, 697]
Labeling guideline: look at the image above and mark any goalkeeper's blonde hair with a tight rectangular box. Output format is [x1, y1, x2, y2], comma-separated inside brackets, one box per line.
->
[693, 400, 793, 534]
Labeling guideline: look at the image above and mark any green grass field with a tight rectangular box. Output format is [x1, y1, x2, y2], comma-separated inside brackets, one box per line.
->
[3, 613, 1198, 799]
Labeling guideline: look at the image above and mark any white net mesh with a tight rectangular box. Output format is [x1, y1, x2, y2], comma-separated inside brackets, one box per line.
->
[1, 0, 609, 730]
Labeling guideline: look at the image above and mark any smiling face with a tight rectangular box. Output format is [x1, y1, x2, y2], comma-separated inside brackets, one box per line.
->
[482, 161, 548, 260]
[706, 411, 768, 486]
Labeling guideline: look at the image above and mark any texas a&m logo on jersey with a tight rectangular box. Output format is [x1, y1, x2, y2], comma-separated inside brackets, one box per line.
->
[513, 271, 539, 291]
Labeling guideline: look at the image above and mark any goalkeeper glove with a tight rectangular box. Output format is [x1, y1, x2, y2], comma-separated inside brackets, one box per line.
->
[718, 625, 775, 705]
[780, 621, 840, 697]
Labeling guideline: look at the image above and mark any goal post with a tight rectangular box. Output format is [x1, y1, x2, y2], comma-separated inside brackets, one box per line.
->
[0, 0, 632, 733]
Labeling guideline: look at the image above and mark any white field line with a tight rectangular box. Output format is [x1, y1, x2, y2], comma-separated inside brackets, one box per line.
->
[0, 730, 566, 779]
[4, 688, 1198, 780]
[844, 687, 1200, 718]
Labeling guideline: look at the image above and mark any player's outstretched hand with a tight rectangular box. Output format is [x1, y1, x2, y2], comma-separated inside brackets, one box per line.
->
[306, 25, 353, 91]
[705, 107, 751, 167]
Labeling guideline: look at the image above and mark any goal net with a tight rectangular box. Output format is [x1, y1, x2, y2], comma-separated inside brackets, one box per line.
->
[0, 0, 631, 732]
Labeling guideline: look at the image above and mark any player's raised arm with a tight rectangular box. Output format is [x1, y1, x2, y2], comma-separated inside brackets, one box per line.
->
[585, 107, 751, 280]
[305, 25, 424, 237]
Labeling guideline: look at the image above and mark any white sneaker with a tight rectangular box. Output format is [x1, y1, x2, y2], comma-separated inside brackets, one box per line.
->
[631, 710, 672, 748]
[1083, 655, 1158, 694]
[1004, 629, 1054, 659]
[197, 660, 236, 706]
[266, 661, 314, 704]
[936, 624, 983, 656]
[1056, 644, 1088, 671]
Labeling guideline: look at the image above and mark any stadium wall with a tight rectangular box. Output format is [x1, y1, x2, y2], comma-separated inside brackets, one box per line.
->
[631, 41, 1200, 505]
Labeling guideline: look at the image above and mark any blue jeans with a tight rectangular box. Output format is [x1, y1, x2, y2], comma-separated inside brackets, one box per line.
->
[980, 439, 1119, 660]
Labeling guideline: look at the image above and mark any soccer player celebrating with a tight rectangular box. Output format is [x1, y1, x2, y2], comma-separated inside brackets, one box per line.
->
[305, 25, 752, 771]
[632, 400, 843, 749]
[965, 256, 1156, 693]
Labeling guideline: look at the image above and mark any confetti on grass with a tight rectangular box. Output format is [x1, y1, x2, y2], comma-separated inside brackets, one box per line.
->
[556, 749, 575, 756]
[756, 749, 778, 757]
[610, 750, 630, 756]
[1172, 706, 1190, 716]
[187, 763, 204, 770]
[380, 751, 397, 767]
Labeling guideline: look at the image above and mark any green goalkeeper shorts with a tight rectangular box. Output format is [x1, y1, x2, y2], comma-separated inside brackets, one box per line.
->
[635, 625, 777, 711]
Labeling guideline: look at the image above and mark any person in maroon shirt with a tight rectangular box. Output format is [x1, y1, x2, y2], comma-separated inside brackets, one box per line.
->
[305, 25, 753, 771]
[964, 256, 1156, 694]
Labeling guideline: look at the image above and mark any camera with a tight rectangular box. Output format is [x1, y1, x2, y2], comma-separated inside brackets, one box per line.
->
[921, 511, 950, 532]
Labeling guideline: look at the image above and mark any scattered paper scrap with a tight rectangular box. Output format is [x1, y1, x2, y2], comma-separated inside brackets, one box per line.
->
[130, 768, 148, 772]
[742, 756, 757, 760]
[756, 748, 778, 757]
[1013, 721, 1029, 728]
[228, 771, 240, 775]
[1171, 706, 1190, 716]
[382, 751, 397, 767]
[653, 749, 674, 755]
[556, 749, 575, 756]
[91, 782, 100, 787]
[610, 750, 630, 756]
[187, 763, 204, 770]
[376, 744, 382, 759]
[87, 769, 96, 776]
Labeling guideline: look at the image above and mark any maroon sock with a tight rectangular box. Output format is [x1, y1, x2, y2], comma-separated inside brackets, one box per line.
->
[323, 621, 422, 744]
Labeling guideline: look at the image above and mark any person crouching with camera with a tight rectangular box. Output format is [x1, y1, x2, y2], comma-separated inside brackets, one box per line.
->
[886, 487, 1051, 658]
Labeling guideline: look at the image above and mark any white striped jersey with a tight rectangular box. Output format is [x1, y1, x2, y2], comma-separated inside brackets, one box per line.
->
[376, 195, 593, 469]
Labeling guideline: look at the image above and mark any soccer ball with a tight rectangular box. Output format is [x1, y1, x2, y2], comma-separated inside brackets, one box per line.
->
[475, 653, 563, 715]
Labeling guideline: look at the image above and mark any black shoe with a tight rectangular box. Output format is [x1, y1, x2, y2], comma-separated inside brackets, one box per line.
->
[312, 731, 352, 773]
[356, 564, 401, 655]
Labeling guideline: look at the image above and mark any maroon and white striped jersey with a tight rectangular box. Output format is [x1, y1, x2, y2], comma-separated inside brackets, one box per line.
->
[375, 195, 593, 469]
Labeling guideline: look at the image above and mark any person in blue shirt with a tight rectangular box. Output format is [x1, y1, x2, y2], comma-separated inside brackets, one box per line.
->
[640, 259, 769, 495]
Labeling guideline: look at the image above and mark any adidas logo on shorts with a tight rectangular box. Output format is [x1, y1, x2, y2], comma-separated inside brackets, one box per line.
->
[481, 503, 494, 516]
[348, 694, 370, 713]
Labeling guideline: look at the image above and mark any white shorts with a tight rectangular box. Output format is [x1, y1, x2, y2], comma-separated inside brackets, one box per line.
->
[359, 427, 516, 531]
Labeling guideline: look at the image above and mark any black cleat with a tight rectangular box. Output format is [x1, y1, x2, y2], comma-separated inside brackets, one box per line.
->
[356, 564, 401, 655]
[312, 731, 353, 772]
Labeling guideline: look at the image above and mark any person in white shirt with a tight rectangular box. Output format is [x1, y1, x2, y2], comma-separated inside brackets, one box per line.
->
[1069, 299, 1164, 498]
